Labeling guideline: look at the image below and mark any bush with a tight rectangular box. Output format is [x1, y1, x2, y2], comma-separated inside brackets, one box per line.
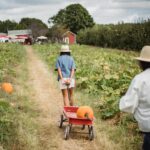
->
[77, 19, 150, 51]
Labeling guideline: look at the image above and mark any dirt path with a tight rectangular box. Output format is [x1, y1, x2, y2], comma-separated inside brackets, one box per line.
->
[25, 46, 116, 150]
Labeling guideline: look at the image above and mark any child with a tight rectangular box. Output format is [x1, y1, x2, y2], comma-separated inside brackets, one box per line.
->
[55, 45, 76, 106]
[119, 46, 150, 150]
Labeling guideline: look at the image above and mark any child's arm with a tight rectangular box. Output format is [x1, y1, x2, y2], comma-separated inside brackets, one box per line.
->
[70, 69, 75, 79]
[70, 57, 76, 79]
[58, 68, 63, 80]
[55, 58, 63, 80]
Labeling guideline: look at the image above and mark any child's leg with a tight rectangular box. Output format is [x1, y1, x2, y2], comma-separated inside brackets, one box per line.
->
[68, 88, 74, 106]
[61, 89, 69, 106]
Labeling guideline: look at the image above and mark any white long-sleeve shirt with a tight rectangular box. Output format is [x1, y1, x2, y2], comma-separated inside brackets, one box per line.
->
[119, 68, 150, 132]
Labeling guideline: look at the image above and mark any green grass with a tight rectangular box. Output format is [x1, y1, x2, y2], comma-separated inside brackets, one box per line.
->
[33, 43, 140, 118]
[33, 43, 143, 150]
[0, 44, 39, 149]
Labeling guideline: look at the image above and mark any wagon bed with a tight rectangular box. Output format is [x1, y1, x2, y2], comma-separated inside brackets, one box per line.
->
[59, 106, 95, 140]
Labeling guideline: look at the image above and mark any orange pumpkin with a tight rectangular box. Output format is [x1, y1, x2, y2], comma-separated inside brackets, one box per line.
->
[1, 83, 13, 94]
[77, 106, 94, 119]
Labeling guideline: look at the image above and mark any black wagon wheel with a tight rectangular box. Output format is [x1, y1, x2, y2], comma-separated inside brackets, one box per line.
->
[64, 125, 70, 140]
[88, 125, 91, 133]
[89, 126, 94, 141]
[81, 125, 85, 130]
[59, 114, 64, 128]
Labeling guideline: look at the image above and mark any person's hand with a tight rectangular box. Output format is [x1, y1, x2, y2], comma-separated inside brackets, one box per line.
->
[65, 78, 71, 85]
[61, 78, 66, 84]
[61, 78, 70, 85]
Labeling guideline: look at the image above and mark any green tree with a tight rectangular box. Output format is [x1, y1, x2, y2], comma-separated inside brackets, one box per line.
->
[0, 20, 23, 33]
[49, 4, 95, 33]
[46, 25, 68, 42]
[19, 18, 48, 37]
[49, 9, 66, 25]
[77, 19, 150, 51]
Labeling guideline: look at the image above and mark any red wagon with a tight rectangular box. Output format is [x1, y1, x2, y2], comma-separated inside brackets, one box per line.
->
[59, 106, 95, 140]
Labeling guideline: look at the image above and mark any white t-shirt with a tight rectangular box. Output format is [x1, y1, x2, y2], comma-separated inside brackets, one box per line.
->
[119, 68, 150, 132]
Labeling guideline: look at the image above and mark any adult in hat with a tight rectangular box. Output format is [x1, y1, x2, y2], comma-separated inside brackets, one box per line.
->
[119, 46, 150, 150]
[55, 45, 76, 106]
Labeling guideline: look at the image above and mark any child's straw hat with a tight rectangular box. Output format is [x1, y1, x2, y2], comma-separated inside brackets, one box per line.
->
[60, 45, 71, 52]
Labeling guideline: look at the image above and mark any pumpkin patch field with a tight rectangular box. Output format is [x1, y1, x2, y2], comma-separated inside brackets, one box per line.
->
[0, 43, 24, 148]
[0, 43, 143, 149]
[0, 43, 25, 82]
[0, 44, 38, 149]
[34, 43, 142, 149]
[34, 44, 140, 119]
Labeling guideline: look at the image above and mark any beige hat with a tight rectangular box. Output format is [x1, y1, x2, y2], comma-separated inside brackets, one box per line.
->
[136, 46, 150, 62]
[60, 45, 71, 52]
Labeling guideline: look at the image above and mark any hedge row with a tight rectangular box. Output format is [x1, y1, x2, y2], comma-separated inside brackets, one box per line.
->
[77, 19, 150, 51]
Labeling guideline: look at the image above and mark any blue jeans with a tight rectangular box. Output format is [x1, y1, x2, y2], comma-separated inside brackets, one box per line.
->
[143, 133, 150, 150]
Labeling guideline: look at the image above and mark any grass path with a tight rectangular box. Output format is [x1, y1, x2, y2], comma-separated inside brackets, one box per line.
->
[25, 45, 120, 150]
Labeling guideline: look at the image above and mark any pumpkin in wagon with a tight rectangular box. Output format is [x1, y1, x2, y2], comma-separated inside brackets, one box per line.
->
[77, 106, 94, 119]
[1, 82, 13, 94]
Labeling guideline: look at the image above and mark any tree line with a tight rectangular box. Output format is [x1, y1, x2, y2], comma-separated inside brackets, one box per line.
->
[0, 18, 48, 38]
[0, 3, 149, 51]
[77, 19, 150, 51]
[0, 4, 94, 42]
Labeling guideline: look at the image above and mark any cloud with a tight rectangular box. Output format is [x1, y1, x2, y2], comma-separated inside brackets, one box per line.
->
[115, 1, 150, 9]
[0, 1, 67, 24]
[1, 0, 59, 7]
[91, 0, 150, 23]
[0, 0, 150, 25]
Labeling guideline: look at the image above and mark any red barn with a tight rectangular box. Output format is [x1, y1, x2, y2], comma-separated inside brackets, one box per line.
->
[62, 31, 76, 44]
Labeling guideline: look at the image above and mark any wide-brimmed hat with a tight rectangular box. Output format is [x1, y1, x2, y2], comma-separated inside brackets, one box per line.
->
[60, 45, 71, 52]
[135, 46, 150, 62]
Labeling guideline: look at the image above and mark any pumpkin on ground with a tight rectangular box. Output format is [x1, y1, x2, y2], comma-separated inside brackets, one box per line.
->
[76, 106, 94, 119]
[1, 83, 13, 94]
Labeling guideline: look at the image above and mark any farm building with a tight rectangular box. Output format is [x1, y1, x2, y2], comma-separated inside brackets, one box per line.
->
[8, 29, 33, 44]
[0, 33, 9, 42]
[0, 33, 7, 36]
[62, 31, 76, 44]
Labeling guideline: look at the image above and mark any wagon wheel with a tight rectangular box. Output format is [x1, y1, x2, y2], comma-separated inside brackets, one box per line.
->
[88, 125, 91, 133]
[89, 126, 94, 141]
[69, 124, 72, 132]
[59, 114, 64, 128]
[81, 125, 85, 130]
[64, 125, 70, 140]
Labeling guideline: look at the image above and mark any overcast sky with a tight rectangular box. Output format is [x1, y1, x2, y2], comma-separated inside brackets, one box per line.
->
[0, 0, 150, 26]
